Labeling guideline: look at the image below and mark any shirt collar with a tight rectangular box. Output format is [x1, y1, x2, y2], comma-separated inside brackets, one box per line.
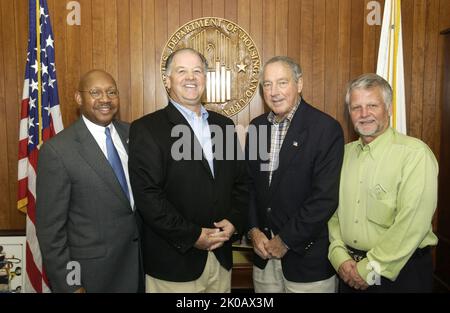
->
[267, 100, 300, 125]
[82, 115, 112, 134]
[171, 99, 209, 122]
[356, 127, 394, 159]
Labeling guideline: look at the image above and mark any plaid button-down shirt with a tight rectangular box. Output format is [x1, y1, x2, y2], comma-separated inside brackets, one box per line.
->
[266, 101, 300, 185]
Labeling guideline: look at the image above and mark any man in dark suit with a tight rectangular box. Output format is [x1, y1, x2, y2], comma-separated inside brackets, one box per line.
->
[247, 56, 344, 292]
[128, 48, 248, 293]
[36, 70, 142, 293]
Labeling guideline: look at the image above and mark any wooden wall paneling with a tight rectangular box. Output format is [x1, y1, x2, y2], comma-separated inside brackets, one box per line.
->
[92, 0, 106, 70]
[50, 0, 68, 126]
[262, 0, 276, 63]
[192, 0, 202, 19]
[300, 0, 313, 103]
[130, 0, 144, 121]
[65, 0, 81, 127]
[436, 0, 450, 160]
[402, 0, 413, 133]
[117, 0, 131, 121]
[0, 0, 11, 228]
[2, 0, 22, 229]
[261, 0, 276, 116]
[312, 0, 325, 111]
[143, 0, 156, 115]
[422, 0, 439, 153]
[211, 0, 224, 18]
[224, 0, 237, 23]
[13, 3, 27, 231]
[79, 0, 93, 77]
[202, 0, 212, 17]
[154, 0, 168, 111]
[441, 0, 450, 30]
[337, 0, 352, 142]
[15, 0, 28, 104]
[104, 0, 118, 81]
[275, 0, 288, 56]
[362, 0, 378, 74]
[287, 0, 301, 61]
[237, 0, 250, 128]
[324, 0, 339, 119]
[249, 0, 264, 121]
[410, 0, 426, 139]
[179, 0, 193, 25]
[349, 0, 364, 81]
[167, 0, 180, 36]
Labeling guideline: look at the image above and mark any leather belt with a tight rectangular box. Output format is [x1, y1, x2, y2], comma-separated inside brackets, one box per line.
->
[346, 246, 430, 262]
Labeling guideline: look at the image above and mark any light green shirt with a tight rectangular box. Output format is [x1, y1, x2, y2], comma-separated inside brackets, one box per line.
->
[328, 127, 438, 282]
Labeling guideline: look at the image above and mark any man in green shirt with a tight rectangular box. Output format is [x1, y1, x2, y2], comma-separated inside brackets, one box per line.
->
[328, 73, 438, 292]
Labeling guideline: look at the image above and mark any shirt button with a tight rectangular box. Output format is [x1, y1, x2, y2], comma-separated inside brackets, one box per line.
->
[353, 240, 358, 244]
[267, 207, 272, 213]
[357, 200, 360, 204]
[355, 219, 359, 224]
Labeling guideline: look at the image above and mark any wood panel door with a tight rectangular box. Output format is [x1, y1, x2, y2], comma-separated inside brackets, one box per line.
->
[435, 29, 450, 292]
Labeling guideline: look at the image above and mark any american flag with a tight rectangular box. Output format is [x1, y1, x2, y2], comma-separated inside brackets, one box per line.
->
[17, 0, 63, 293]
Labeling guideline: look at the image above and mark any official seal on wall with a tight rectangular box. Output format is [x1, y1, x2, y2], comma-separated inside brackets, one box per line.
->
[161, 17, 262, 117]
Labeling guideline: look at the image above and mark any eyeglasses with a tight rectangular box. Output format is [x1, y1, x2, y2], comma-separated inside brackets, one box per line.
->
[79, 88, 119, 100]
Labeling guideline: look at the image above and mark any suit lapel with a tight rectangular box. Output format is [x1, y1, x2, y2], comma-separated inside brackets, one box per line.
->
[114, 120, 129, 154]
[208, 112, 223, 181]
[74, 118, 131, 207]
[166, 103, 214, 180]
[268, 101, 308, 201]
[260, 119, 272, 194]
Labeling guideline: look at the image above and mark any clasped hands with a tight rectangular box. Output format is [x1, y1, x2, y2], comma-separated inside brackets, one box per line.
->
[338, 259, 369, 290]
[194, 219, 235, 251]
[249, 228, 288, 260]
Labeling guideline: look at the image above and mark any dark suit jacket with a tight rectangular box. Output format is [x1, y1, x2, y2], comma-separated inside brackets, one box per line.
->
[247, 100, 344, 282]
[128, 102, 248, 282]
[36, 118, 142, 293]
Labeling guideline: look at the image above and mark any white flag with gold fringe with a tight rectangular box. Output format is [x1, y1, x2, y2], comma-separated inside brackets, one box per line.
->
[376, 0, 407, 134]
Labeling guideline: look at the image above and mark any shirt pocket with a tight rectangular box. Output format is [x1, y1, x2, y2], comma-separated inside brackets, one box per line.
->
[366, 185, 396, 228]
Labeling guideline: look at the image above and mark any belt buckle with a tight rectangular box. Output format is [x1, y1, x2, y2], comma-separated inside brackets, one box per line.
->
[348, 249, 365, 262]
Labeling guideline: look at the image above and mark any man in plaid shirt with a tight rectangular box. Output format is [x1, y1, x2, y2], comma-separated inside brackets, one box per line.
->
[246, 56, 344, 292]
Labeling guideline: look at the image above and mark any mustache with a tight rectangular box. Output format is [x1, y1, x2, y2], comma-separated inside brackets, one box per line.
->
[95, 103, 113, 109]
[356, 118, 376, 123]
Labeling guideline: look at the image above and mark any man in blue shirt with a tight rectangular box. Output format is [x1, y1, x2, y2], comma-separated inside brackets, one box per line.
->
[129, 48, 248, 293]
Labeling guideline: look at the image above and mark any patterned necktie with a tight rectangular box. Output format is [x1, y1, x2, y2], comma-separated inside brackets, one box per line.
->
[105, 127, 130, 200]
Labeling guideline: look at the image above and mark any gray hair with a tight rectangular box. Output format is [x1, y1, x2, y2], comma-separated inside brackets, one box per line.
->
[345, 73, 393, 109]
[260, 56, 303, 84]
[164, 48, 208, 76]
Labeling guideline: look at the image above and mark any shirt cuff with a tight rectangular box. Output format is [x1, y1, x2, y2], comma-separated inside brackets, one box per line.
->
[329, 247, 352, 272]
[356, 258, 372, 284]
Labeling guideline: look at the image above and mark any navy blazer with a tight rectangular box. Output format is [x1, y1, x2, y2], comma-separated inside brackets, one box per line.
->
[246, 99, 344, 282]
[129, 102, 248, 282]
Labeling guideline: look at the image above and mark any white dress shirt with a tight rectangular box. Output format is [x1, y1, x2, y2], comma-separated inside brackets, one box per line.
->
[82, 115, 134, 209]
[171, 101, 214, 177]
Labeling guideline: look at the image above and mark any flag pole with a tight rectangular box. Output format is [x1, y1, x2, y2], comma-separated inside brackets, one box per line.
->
[36, 0, 42, 147]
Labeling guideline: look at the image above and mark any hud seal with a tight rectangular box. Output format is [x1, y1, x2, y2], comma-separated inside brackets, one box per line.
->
[161, 17, 262, 117]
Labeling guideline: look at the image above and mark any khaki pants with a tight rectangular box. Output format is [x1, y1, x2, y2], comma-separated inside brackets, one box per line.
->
[253, 258, 337, 293]
[146, 251, 231, 293]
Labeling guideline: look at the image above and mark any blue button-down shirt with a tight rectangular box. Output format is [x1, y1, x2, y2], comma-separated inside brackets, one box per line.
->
[171, 101, 214, 177]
